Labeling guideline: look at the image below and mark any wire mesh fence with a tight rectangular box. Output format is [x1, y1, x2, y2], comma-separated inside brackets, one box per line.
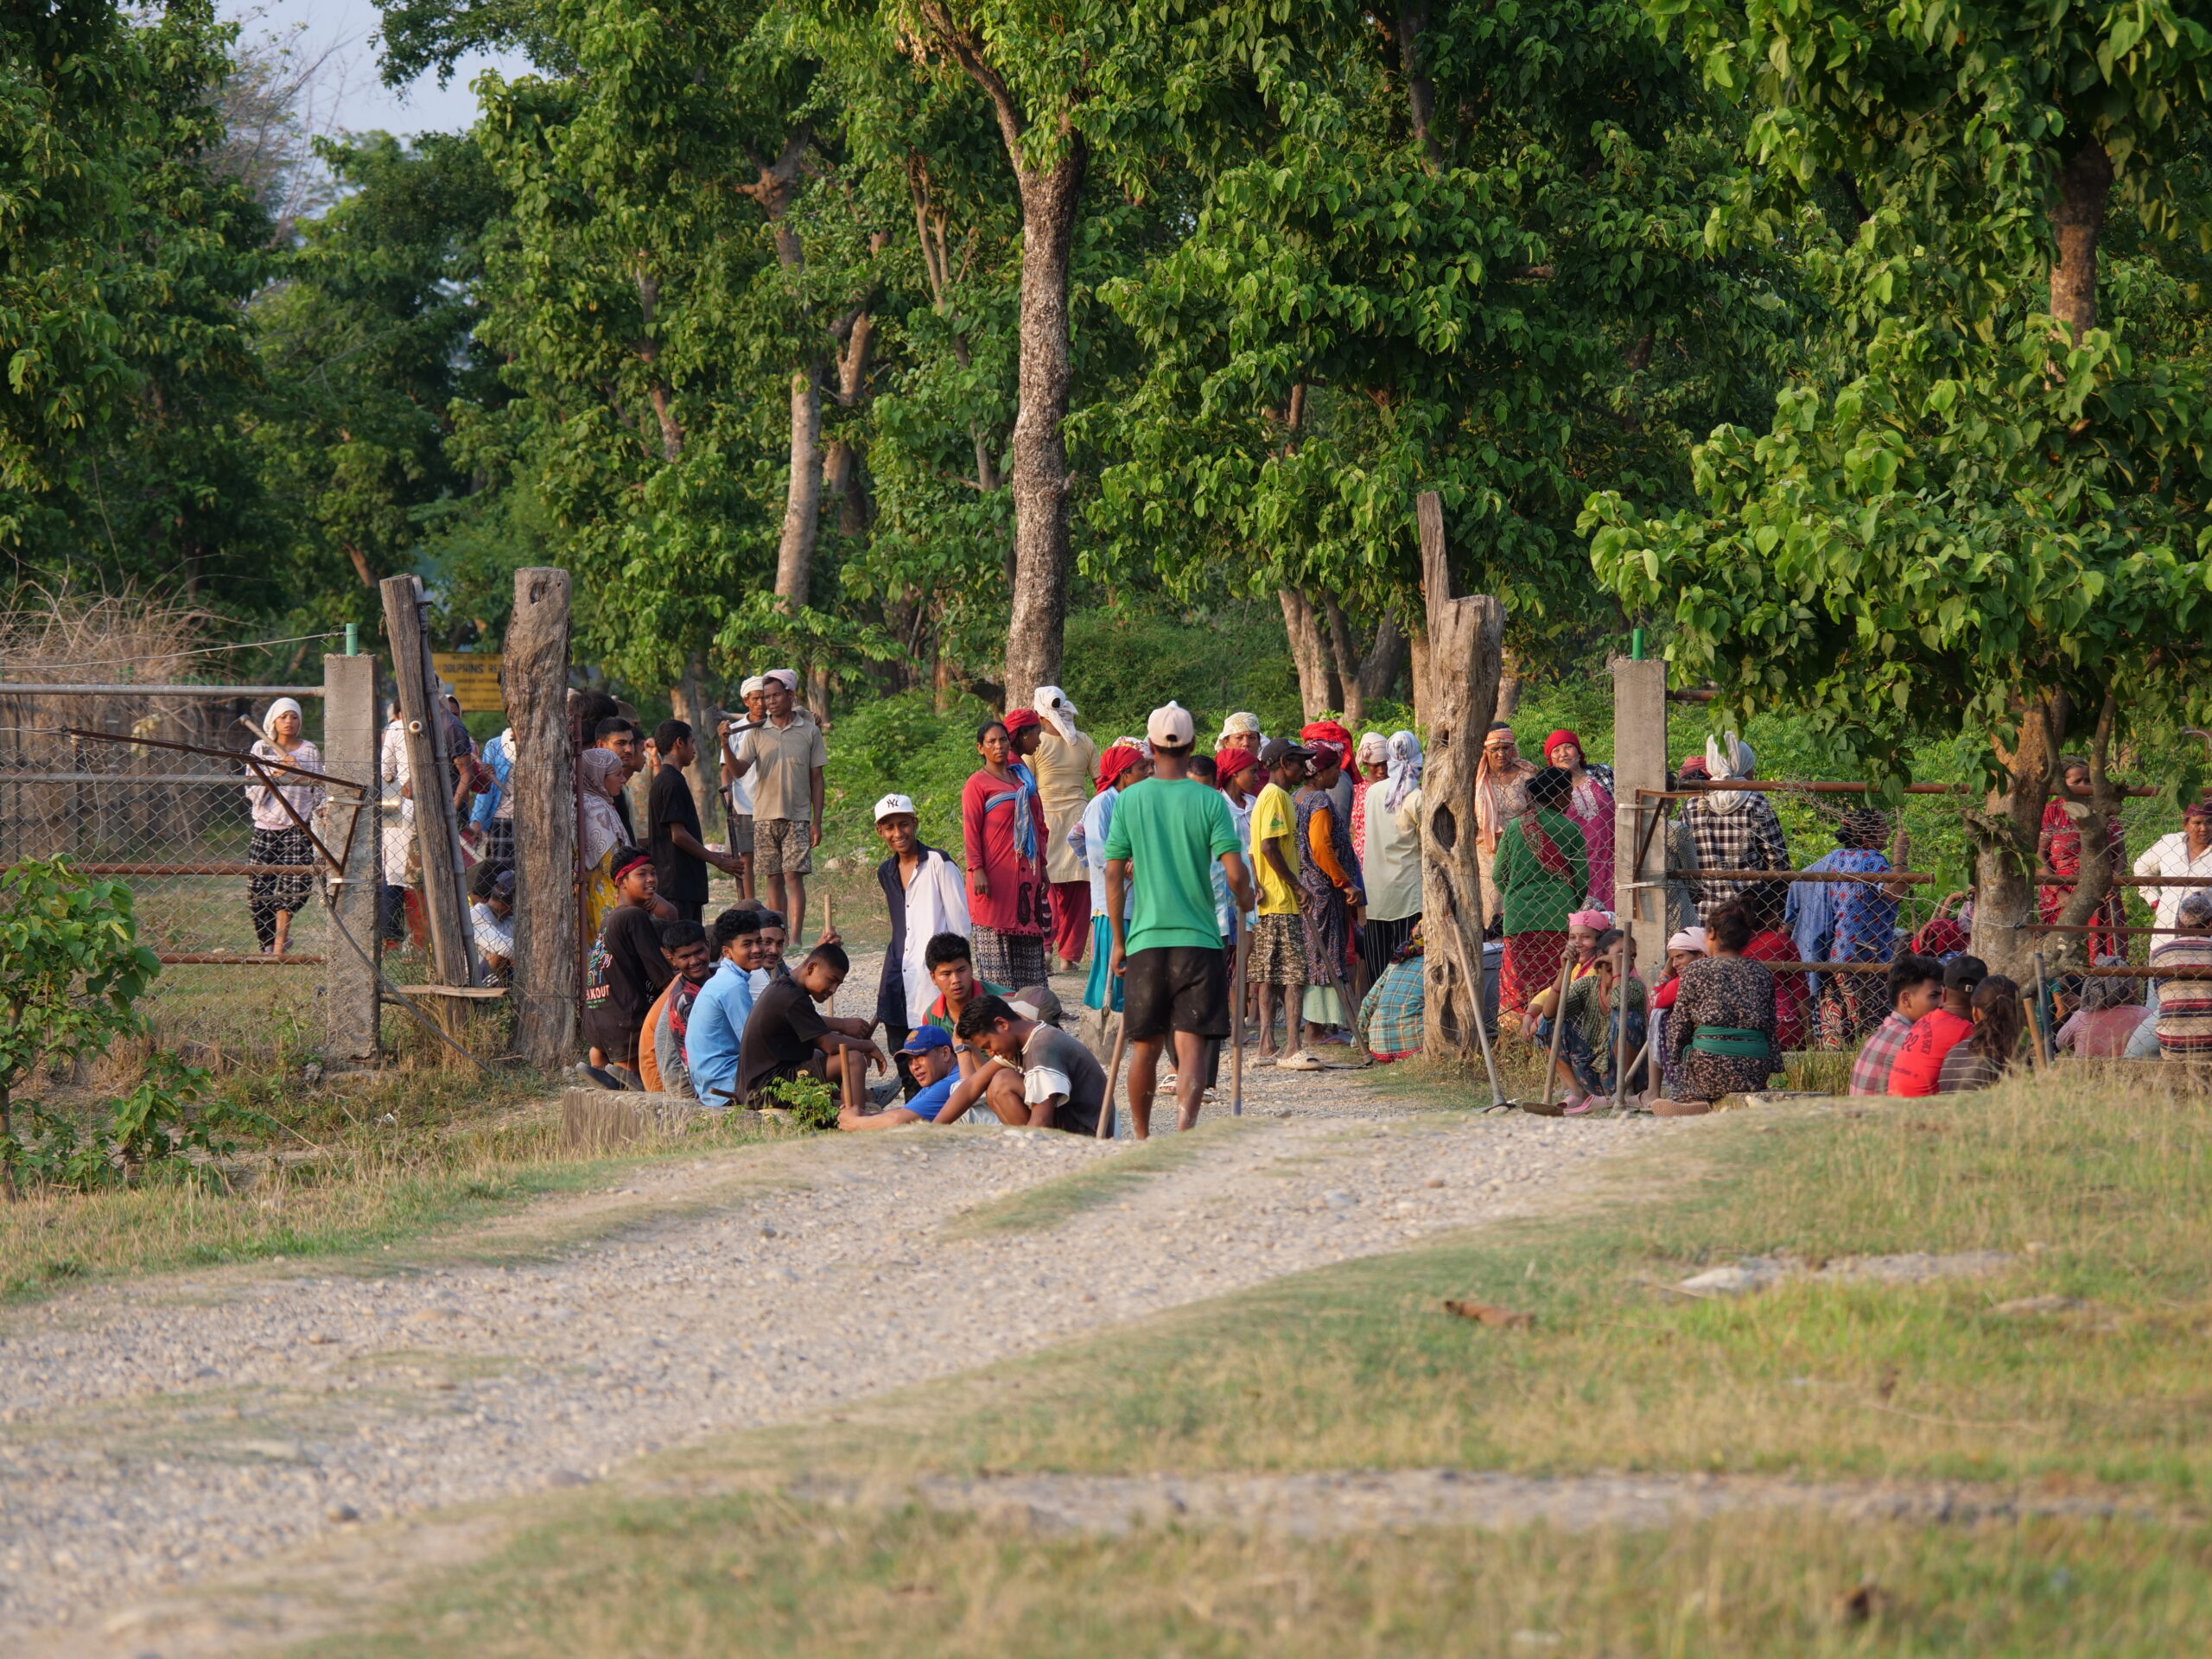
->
[0, 683, 356, 1052]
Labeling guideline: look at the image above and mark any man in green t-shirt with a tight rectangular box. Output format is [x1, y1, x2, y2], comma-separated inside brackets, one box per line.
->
[1103, 701, 1255, 1138]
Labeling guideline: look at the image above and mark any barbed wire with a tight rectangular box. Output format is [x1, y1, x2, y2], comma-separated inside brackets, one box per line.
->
[0, 631, 345, 673]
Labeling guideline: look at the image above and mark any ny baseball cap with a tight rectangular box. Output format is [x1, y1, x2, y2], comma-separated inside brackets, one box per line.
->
[874, 792, 918, 823]
[899, 1026, 953, 1055]
[1147, 701, 1195, 747]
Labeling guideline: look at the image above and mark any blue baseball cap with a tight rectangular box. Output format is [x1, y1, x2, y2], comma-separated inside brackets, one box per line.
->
[899, 1027, 953, 1055]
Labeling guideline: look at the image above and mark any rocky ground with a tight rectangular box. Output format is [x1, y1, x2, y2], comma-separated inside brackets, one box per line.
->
[0, 1034, 1670, 1649]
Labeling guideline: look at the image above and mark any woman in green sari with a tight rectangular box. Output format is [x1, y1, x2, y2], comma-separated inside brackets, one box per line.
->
[1494, 766, 1588, 1025]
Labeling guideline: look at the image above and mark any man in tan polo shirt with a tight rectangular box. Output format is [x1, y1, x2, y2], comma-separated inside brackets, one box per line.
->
[724, 669, 827, 940]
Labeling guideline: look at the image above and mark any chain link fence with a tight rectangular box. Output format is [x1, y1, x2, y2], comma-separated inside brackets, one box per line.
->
[0, 683, 357, 1055]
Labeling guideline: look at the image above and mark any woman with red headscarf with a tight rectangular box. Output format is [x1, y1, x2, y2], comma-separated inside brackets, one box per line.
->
[1072, 741, 1151, 1015]
[1544, 728, 1616, 911]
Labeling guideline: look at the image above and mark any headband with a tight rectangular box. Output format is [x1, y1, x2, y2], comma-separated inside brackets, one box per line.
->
[613, 852, 654, 884]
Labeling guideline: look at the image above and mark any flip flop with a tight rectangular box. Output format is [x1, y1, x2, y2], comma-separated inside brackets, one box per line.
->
[1275, 1051, 1326, 1072]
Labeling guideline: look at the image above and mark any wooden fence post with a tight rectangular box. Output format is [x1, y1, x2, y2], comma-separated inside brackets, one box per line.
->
[506, 568, 576, 1069]
[1416, 491, 1504, 1059]
[322, 650, 382, 1062]
[378, 575, 476, 987]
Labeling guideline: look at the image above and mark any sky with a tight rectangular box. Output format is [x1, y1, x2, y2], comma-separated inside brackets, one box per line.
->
[218, 0, 531, 137]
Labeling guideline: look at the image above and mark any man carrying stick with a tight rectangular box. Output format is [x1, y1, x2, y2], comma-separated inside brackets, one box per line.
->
[1103, 702, 1255, 1138]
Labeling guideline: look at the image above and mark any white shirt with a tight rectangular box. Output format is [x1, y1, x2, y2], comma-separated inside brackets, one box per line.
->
[723, 721, 760, 815]
[379, 721, 414, 884]
[1074, 787, 1117, 914]
[893, 848, 970, 1027]
[1362, 779, 1423, 923]
[2133, 831, 2212, 932]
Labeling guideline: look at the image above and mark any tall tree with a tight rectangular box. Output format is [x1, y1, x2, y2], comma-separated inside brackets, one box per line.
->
[1090, 1, 1789, 718]
[1587, 0, 2212, 974]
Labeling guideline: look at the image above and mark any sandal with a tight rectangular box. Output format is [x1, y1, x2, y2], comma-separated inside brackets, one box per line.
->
[1275, 1051, 1326, 1072]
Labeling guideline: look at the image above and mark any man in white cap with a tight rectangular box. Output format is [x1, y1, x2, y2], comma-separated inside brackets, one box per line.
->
[870, 791, 969, 1089]
[1103, 700, 1255, 1137]
[1027, 684, 1097, 971]
[725, 668, 827, 939]
[718, 675, 770, 899]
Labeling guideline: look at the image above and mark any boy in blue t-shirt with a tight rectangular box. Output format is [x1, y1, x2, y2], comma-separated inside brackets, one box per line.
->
[837, 1027, 961, 1129]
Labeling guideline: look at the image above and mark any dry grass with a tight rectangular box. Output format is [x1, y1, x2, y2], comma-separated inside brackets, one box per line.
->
[0, 1065, 783, 1300]
[303, 1492, 2212, 1659]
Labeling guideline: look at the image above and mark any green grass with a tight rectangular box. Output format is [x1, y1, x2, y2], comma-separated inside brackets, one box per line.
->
[941, 1118, 1249, 1237]
[0, 1065, 786, 1301]
[298, 1501, 2212, 1659]
[289, 1071, 2212, 1656]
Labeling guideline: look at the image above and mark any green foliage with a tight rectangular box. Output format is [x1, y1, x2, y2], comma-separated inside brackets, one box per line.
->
[759, 1070, 840, 1132]
[0, 858, 162, 1192]
[0, 1, 276, 594]
[1587, 0, 2212, 800]
[10, 1054, 270, 1192]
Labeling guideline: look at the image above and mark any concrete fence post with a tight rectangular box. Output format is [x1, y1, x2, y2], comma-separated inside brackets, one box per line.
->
[322, 652, 382, 1063]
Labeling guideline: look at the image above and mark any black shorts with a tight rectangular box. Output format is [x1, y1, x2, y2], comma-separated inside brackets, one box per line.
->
[1122, 945, 1230, 1043]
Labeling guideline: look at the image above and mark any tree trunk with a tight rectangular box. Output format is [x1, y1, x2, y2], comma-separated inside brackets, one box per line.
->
[1971, 693, 2067, 979]
[1414, 492, 1505, 1059]
[1496, 644, 1525, 718]
[776, 365, 823, 608]
[1001, 145, 1087, 708]
[670, 652, 716, 838]
[1395, 3, 1441, 167]
[1279, 588, 1338, 719]
[1323, 600, 1364, 727]
[1408, 618, 1432, 728]
[505, 569, 576, 1070]
[1356, 611, 1407, 717]
[2049, 693, 2123, 967]
[2050, 139, 2113, 344]
[380, 575, 475, 988]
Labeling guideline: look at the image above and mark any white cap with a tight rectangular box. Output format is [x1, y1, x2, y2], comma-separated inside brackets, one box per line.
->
[874, 792, 917, 823]
[739, 675, 766, 696]
[766, 669, 798, 690]
[1147, 701, 1195, 748]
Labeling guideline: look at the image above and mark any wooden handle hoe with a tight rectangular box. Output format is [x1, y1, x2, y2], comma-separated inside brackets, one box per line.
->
[1532, 955, 1573, 1113]
[1098, 1008, 1128, 1140]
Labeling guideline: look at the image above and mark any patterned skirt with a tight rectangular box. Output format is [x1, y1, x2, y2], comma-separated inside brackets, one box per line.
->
[972, 925, 1049, 992]
[248, 827, 317, 915]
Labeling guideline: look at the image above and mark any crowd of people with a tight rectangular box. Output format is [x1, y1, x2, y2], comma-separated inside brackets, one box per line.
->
[543, 684, 1438, 1136]
[208, 673, 2205, 1116]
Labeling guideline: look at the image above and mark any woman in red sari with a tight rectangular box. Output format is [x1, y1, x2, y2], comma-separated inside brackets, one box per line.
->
[2038, 757, 2126, 960]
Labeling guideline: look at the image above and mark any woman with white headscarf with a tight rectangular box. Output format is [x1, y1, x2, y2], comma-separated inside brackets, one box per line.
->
[579, 747, 631, 940]
[245, 696, 325, 955]
[1683, 732, 1791, 927]
[1025, 684, 1097, 969]
[1358, 731, 1424, 984]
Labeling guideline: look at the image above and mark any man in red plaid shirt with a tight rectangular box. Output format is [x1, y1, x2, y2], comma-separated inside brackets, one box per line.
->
[1848, 953, 1944, 1095]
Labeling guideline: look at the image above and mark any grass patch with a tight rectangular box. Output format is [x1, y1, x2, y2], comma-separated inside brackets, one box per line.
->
[303, 1494, 2212, 1658]
[0, 1066, 786, 1301]
[273, 1071, 2212, 1654]
[941, 1119, 1249, 1238]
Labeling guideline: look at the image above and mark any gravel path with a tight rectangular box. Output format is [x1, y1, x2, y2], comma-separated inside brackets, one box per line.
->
[1, 1029, 1675, 1649]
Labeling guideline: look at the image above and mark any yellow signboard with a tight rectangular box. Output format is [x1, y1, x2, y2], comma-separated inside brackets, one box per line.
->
[432, 652, 504, 713]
